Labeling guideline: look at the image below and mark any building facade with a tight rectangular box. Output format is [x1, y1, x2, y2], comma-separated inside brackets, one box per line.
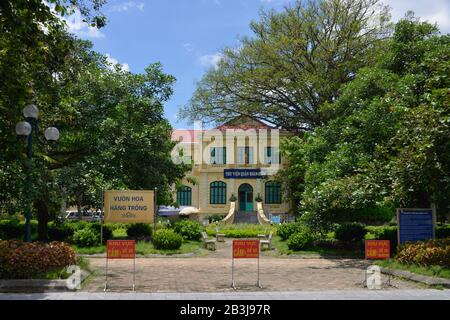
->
[171, 116, 293, 222]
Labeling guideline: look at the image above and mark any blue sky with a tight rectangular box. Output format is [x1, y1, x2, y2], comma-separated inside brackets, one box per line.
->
[65, 0, 450, 129]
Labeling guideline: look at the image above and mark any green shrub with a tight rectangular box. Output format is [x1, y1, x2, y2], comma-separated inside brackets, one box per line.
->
[436, 224, 450, 239]
[334, 223, 367, 242]
[174, 220, 202, 241]
[48, 222, 74, 242]
[366, 225, 398, 250]
[152, 229, 183, 250]
[277, 223, 303, 241]
[205, 223, 275, 238]
[72, 228, 99, 247]
[0, 220, 23, 239]
[0, 240, 76, 279]
[207, 215, 224, 223]
[287, 231, 314, 251]
[396, 238, 450, 267]
[126, 223, 152, 238]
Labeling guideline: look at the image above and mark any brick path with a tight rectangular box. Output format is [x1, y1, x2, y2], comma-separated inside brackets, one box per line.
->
[82, 240, 422, 292]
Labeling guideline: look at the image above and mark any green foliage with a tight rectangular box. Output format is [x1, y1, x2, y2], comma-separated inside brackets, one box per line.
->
[277, 223, 303, 241]
[152, 229, 183, 250]
[0, 219, 38, 240]
[286, 231, 314, 251]
[0, 240, 76, 279]
[173, 220, 202, 241]
[206, 215, 224, 223]
[126, 223, 152, 239]
[396, 239, 450, 267]
[334, 223, 367, 242]
[278, 16, 449, 233]
[72, 228, 99, 247]
[436, 224, 450, 239]
[205, 223, 275, 238]
[180, 0, 390, 131]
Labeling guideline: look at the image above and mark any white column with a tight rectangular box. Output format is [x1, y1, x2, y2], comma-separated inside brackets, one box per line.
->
[201, 173, 207, 208]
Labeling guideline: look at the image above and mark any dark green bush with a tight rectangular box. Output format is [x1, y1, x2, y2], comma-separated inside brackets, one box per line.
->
[152, 229, 183, 250]
[207, 215, 224, 223]
[334, 223, 367, 242]
[0, 240, 76, 279]
[48, 222, 74, 242]
[72, 228, 99, 247]
[287, 231, 314, 251]
[0, 220, 23, 239]
[126, 223, 152, 238]
[436, 224, 450, 239]
[173, 220, 202, 241]
[277, 223, 303, 241]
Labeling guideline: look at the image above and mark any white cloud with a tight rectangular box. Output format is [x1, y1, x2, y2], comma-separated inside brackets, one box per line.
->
[63, 8, 105, 39]
[199, 53, 223, 70]
[183, 43, 195, 53]
[105, 53, 130, 72]
[110, 1, 145, 13]
[382, 0, 450, 33]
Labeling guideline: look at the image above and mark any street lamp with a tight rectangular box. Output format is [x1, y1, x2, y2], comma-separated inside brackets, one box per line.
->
[15, 104, 59, 242]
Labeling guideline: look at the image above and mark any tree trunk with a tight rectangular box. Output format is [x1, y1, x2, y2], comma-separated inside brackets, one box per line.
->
[36, 199, 49, 242]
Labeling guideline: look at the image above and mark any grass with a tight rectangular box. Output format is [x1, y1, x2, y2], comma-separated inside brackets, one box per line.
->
[73, 240, 203, 255]
[375, 260, 450, 279]
[271, 235, 364, 257]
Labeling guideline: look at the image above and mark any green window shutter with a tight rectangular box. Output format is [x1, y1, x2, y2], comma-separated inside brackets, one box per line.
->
[210, 181, 226, 204]
[177, 186, 192, 206]
[265, 181, 281, 204]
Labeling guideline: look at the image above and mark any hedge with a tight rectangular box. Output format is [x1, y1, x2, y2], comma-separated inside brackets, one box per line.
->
[396, 238, 450, 267]
[0, 240, 76, 279]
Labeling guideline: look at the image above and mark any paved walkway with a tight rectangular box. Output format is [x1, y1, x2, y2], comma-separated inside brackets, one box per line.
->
[82, 239, 422, 292]
[1, 290, 449, 300]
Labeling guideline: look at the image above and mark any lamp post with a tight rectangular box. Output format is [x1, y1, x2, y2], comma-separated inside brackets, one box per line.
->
[15, 104, 59, 242]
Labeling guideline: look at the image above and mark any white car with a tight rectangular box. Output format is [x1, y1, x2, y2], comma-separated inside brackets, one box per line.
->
[65, 210, 102, 221]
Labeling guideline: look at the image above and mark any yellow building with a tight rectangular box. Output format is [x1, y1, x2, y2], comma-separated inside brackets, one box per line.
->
[171, 116, 293, 224]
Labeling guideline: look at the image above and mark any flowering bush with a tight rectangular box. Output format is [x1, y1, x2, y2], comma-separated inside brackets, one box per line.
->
[0, 240, 76, 279]
[396, 238, 450, 267]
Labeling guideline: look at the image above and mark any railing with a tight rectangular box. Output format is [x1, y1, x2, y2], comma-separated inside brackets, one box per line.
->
[221, 201, 236, 224]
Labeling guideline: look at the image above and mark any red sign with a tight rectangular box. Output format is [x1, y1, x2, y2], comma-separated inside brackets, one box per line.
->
[365, 240, 390, 259]
[232, 239, 260, 259]
[107, 240, 135, 259]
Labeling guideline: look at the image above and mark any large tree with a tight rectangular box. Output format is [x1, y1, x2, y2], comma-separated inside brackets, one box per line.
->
[180, 0, 391, 132]
[0, 1, 188, 240]
[280, 15, 449, 231]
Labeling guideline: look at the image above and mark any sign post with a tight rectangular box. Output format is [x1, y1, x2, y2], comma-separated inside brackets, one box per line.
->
[397, 208, 435, 245]
[231, 239, 261, 289]
[364, 240, 392, 288]
[104, 190, 154, 223]
[104, 240, 136, 291]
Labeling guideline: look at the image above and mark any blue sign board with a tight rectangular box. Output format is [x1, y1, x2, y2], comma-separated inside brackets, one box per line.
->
[271, 215, 281, 224]
[398, 209, 434, 244]
[224, 169, 263, 179]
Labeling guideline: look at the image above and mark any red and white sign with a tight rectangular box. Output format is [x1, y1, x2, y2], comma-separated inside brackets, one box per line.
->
[106, 240, 135, 259]
[232, 239, 260, 259]
[365, 240, 390, 259]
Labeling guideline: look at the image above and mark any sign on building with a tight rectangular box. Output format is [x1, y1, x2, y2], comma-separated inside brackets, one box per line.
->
[104, 190, 154, 223]
[397, 208, 435, 245]
[224, 169, 263, 179]
[365, 240, 390, 259]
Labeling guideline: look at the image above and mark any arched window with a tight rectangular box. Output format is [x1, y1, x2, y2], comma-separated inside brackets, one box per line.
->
[265, 181, 281, 204]
[210, 181, 226, 204]
[177, 186, 192, 206]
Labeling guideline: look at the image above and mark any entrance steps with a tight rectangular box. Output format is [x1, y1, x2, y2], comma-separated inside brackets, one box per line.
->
[234, 211, 259, 224]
